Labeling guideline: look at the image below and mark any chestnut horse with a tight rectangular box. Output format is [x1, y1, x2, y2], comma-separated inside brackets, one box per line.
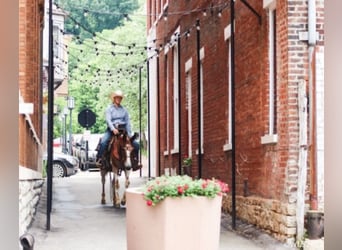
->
[99, 131, 139, 207]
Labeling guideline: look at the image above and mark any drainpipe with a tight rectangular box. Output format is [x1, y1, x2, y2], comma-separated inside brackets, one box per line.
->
[308, 0, 318, 210]
[20, 233, 35, 250]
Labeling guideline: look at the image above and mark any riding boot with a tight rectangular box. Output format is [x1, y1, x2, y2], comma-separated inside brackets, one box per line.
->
[132, 152, 142, 171]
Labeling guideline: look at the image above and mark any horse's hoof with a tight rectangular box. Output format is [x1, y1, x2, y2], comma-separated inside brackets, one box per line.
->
[114, 203, 121, 208]
[121, 200, 126, 206]
[101, 200, 106, 205]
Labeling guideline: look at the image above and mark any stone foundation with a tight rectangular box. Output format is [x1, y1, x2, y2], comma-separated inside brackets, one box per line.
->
[222, 195, 296, 243]
[19, 167, 44, 237]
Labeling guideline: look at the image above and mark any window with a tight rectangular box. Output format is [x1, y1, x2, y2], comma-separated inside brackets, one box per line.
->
[53, 25, 59, 59]
[164, 54, 169, 155]
[185, 59, 192, 158]
[223, 24, 232, 151]
[261, 3, 278, 144]
[172, 44, 179, 153]
[196, 48, 205, 154]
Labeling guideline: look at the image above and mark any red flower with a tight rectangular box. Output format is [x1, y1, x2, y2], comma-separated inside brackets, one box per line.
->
[146, 200, 153, 206]
[184, 184, 189, 191]
[177, 186, 184, 195]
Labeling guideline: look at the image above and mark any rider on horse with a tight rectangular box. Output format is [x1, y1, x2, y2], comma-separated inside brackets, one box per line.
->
[96, 90, 141, 170]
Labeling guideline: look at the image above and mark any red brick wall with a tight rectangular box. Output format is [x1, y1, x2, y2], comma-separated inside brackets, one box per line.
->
[149, 0, 324, 204]
[19, 0, 44, 170]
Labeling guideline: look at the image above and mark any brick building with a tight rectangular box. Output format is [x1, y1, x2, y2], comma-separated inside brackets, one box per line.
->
[146, 0, 324, 243]
[19, 0, 45, 237]
[19, 0, 68, 237]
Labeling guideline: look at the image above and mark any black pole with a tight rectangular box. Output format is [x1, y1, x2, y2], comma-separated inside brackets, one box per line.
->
[147, 60, 151, 179]
[156, 55, 161, 176]
[46, 0, 54, 231]
[139, 66, 142, 177]
[196, 19, 202, 178]
[178, 35, 182, 174]
[63, 114, 67, 153]
[230, 0, 237, 230]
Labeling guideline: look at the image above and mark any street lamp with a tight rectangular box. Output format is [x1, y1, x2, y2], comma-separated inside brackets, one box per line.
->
[67, 96, 74, 155]
[62, 107, 68, 153]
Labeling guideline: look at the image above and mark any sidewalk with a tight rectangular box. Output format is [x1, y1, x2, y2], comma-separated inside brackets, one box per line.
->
[26, 170, 295, 250]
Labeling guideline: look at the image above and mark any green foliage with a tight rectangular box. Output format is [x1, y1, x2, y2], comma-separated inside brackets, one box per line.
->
[56, 0, 139, 41]
[143, 176, 230, 207]
[67, 2, 147, 136]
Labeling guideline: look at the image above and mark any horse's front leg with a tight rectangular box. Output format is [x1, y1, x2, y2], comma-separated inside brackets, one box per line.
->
[101, 170, 106, 204]
[113, 173, 121, 208]
[121, 170, 131, 206]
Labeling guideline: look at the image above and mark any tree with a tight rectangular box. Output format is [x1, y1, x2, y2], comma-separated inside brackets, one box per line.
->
[67, 3, 147, 138]
[56, 0, 139, 41]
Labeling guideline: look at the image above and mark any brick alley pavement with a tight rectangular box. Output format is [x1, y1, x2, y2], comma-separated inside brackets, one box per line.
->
[25, 168, 296, 250]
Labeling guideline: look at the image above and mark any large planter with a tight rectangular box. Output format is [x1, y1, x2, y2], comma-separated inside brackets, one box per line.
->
[126, 187, 222, 250]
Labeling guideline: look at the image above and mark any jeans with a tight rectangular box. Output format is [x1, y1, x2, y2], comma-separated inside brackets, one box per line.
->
[97, 129, 140, 159]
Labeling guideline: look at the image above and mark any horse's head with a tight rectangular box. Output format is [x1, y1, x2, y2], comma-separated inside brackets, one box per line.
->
[110, 131, 134, 169]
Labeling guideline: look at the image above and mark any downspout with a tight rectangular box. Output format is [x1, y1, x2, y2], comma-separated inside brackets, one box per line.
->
[296, 1, 317, 243]
[308, 0, 318, 210]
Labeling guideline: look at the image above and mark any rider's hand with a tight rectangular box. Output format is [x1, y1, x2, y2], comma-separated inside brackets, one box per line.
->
[112, 128, 119, 135]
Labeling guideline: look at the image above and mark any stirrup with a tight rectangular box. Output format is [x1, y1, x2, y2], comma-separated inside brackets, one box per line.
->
[132, 163, 142, 171]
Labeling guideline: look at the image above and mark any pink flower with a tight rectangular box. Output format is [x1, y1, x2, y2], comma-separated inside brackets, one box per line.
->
[146, 200, 153, 206]
[217, 181, 229, 193]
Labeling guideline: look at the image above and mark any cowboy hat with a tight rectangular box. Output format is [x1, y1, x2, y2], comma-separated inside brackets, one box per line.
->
[111, 90, 124, 99]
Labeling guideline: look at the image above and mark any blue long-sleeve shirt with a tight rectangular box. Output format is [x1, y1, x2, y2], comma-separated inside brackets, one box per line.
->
[105, 103, 132, 136]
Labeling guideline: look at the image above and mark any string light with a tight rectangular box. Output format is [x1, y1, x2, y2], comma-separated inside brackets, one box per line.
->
[53, 1, 231, 87]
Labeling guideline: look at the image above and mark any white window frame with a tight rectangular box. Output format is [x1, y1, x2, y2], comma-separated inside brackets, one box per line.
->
[196, 47, 205, 155]
[223, 24, 233, 151]
[261, 2, 278, 144]
[171, 27, 180, 154]
[163, 52, 170, 156]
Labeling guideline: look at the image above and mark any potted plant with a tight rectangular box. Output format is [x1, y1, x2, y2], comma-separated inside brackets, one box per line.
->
[181, 155, 192, 176]
[126, 175, 229, 250]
